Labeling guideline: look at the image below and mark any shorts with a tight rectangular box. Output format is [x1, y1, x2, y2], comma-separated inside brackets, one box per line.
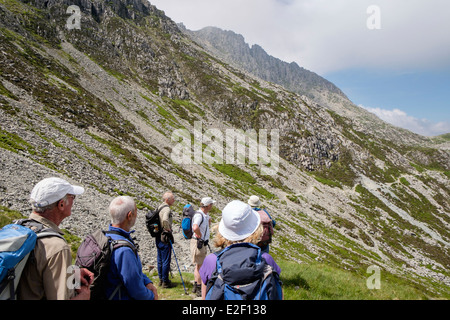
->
[190, 238, 207, 265]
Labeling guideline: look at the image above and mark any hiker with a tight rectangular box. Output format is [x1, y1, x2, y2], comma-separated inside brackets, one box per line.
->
[191, 197, 215, 297]
[200, 200, 283, 300]
[17, 177, 93, 300]
[105, 196, 158, 300]
[155, 191, 175, 288]
[248, 195, 276, 253]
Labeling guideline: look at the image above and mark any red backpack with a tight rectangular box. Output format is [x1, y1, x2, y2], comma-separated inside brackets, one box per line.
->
[254, 208, 274, 247]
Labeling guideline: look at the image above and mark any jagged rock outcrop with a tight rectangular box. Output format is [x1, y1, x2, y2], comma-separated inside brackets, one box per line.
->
[182, 26, 347, 105]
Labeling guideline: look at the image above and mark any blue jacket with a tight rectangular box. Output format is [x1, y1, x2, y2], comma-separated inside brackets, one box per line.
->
[105, 225, 154, 300]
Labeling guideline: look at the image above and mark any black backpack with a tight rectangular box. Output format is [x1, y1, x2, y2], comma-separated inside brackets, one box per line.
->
[75, 230, 137, 300]
[145, 204, 168, 237]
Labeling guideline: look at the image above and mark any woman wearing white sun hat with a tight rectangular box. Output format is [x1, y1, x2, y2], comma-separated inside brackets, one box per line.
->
[199, 200, 282, 300]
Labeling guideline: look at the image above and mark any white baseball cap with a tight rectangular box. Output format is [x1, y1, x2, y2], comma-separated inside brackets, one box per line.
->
[201, 197, 216, 206]
[30, 177, 85, 208]
[219, 200, 261, 241]
[247, 195, 261, 207]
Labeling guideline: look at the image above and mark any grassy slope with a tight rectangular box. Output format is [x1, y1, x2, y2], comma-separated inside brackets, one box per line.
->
[152, 259, 447, 300]
[1, 208, 447, 300]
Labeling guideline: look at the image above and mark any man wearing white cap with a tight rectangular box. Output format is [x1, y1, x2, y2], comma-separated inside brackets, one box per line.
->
[17, 177, 93, 300]
[190, 196, 215, 296]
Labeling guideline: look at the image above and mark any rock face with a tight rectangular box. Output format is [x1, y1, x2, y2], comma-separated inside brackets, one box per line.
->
[183, 26, 347, 103]
[0, 0, 449, 295]
[183, 25, 442, 149]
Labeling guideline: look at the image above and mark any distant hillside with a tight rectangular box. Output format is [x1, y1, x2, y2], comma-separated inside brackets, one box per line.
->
[183, 25, 448, 149]
[181, 25, 348, 104]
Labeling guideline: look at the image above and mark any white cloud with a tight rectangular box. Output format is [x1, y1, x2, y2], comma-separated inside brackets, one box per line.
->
[149, 0, 450, 133]
[360, 106, 450, 137]
[149, 0, 450, 74]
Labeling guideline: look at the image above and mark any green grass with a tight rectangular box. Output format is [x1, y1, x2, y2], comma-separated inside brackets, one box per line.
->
[212, 164, 256, 183]
[278, 260, 441, 300]
[2, 206, 447, 300]
[0, 205, 26, 227]
[143, 259, 447, 300]
[145, 270, 196, 300]
[0, 129, 37, 155]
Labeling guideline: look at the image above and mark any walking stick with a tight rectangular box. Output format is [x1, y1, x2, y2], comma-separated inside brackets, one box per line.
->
[169, 240, 188, 295]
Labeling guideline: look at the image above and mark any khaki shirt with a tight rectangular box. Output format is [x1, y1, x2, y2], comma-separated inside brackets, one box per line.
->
[158, 203, 172, 231]
[17, 213, 74, 300]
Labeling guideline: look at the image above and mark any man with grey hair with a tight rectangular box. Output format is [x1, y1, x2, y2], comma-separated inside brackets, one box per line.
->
[155, 191, 175, 288]
[105, 196, 158, 300]
[17, 177, 93, 300]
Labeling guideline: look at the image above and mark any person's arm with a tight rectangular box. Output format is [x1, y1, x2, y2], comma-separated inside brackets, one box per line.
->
[42, 246, 74, 300]
[262, 253, 281, 275]
[146, 282, 158, 300]
[114, 248, 155, 300]
[159, 206, 172, 232]
[192, 213, 203, 239]
[192, 223, 201, 239]
[199, 253, 216, 300]
[70, 268, 94, 300]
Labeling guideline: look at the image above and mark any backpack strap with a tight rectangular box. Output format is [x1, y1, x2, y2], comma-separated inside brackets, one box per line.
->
[0, 268, 19, 300]
[15, 219, 65, 241]
[157, 204, 169, 216]
[108, 282, 123, 300]
[111, 240, 138, 256]
[104, 230, 139, 255]
[193, 212, 204, 226]
[103, 231, 139, 300]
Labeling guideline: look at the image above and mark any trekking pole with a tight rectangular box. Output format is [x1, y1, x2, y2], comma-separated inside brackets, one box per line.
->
[169, 240, 188, 295]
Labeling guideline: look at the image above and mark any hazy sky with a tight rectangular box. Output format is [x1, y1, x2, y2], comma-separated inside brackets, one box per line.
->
[149, 0, 450, 136]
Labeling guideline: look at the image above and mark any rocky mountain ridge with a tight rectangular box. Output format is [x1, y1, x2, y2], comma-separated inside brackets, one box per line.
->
[184, 25, 449, 150]
[0, 0, 449, 297]
[182, 25, 347, 103]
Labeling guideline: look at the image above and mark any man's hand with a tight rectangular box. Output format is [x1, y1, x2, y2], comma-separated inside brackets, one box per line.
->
[71, 268, 93, 300]
[146, 282, 158, 300]
[71, 284, 91, 300]
[80, 268, 94, 287]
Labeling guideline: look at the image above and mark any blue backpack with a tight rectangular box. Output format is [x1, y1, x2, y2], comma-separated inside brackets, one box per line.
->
[205, 243, 283, 300]
[181, 204, 203, 239]
[0, 220, 64, 300]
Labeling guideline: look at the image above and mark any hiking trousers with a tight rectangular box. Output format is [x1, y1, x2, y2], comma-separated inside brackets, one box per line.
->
[155, 237, 172, 283]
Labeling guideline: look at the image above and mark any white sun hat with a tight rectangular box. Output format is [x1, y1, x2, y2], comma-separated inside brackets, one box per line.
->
[219, 200, 261, 241]
[247, 195, 261, 207]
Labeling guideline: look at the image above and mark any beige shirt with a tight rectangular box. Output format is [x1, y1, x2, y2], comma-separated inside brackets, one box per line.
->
[158, 203, 172, 231]
[17, 213, 74, 300]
